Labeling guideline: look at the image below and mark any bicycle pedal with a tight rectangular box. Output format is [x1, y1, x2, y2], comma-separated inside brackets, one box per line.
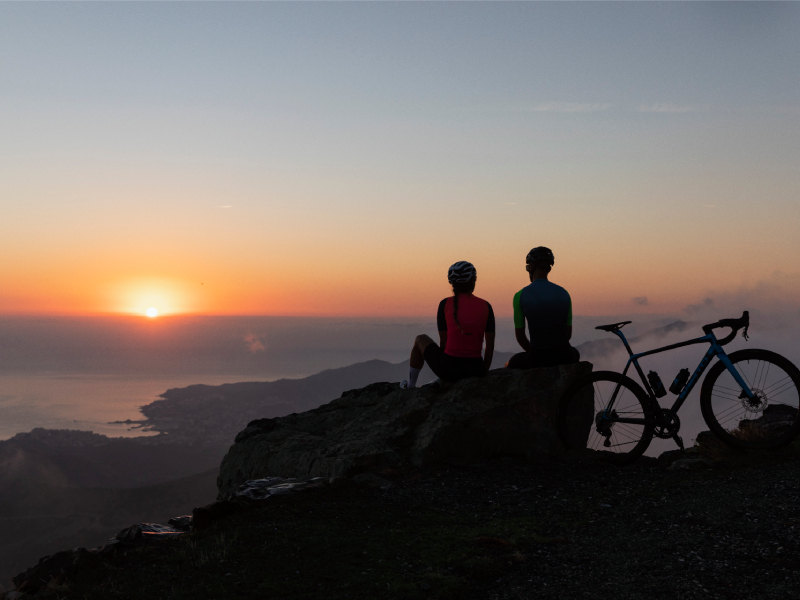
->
[673, 435, 685, 451]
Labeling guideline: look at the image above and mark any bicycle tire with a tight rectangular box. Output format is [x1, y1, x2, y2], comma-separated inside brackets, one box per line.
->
[557, 371, 655, 466]
[700, 349, 800, 450]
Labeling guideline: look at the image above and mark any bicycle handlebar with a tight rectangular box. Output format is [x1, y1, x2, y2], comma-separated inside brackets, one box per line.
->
[702, 311, 750, 346]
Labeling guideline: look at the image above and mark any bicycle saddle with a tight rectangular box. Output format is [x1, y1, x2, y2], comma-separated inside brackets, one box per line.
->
[595, 321, 632, 332]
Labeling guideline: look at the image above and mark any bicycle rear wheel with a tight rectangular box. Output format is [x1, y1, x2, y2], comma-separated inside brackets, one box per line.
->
[700, 349, 800, 450]
[557, 371, 654, 465]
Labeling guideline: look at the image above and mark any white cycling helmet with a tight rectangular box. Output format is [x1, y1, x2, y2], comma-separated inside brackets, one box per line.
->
[447, 261, 477, 284]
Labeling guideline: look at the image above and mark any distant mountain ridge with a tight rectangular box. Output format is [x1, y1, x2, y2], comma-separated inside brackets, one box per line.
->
[575, 320, 689, 359]
[141, 353, 511, 447]
[0, 322, 692, 589]
[141, 321, 690, 448]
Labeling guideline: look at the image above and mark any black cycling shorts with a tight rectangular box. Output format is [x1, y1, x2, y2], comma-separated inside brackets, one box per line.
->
[506, 345, 580, 370]
[423, 343, 485, 382]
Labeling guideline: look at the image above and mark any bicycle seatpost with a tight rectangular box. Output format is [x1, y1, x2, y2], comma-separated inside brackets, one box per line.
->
[613, 329, 636, 357]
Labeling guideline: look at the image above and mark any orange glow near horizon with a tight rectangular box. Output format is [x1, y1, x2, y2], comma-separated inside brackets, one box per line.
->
[1, 196, 798, 319]
[2, 5, 800, 322]
[1, 258, 796, 320]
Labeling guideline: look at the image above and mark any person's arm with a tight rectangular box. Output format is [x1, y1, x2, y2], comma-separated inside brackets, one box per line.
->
[483, 302, 496, 373]
[483, 331, 495, 373]
[515, 327, 532, 352]
[566, 293, 573, 341]
[512, 290, 531, 352]
[436, 298, 448, 351]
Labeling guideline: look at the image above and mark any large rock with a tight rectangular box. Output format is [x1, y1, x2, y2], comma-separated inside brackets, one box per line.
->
[217, 363, 592, 498]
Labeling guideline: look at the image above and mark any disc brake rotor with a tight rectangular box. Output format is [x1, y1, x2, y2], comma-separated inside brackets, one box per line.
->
[739, 388, 768, 413]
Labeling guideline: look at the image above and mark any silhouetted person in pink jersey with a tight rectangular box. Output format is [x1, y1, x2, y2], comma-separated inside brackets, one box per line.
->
[401, 261, 495, 389]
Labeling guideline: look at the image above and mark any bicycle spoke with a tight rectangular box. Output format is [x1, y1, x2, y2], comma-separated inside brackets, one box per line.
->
[739, 364, 755, 391]
[761, 375, 793, 396]
[614, 426, 643, 441]
[715, 384, 746, 394]
[609, 431, 639, 448]
[768, 382, 799, 400]
[720, 409, 746, 427]
[759, 362, 772, 393]
[558, 372, 653, 463]
[613, 421, 641, 435]
[714, 402, 745, 421]
[751, 360, 763, 393]
[711, 390, 744, 402]
[609, 430, 624, 449]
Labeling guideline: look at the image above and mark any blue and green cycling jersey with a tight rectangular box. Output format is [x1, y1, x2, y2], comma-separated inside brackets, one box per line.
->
[512, 279, 573, 349]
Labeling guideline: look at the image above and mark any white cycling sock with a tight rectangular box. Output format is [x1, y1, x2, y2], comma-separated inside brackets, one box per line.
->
[408, 367, 422, 389]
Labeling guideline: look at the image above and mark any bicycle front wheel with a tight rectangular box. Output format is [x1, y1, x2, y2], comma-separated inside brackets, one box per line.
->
[557, 371, 654, 465]
[700, 349, 800, 450]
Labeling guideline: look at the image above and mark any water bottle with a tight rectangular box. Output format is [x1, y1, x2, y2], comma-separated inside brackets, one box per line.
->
[670, 368, 691, 395]
[647, 371, 667, 398]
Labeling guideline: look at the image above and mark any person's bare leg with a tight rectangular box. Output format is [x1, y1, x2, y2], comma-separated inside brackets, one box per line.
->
[405, 334, 435, 388]
[410, 334, 435, 369]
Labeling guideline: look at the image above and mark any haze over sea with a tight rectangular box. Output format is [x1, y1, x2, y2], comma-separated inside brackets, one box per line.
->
[1, 3, 798, 445]
[0, 316, 420, 440]
[0, 314, 538, 440]
[3, 304, 799, 450]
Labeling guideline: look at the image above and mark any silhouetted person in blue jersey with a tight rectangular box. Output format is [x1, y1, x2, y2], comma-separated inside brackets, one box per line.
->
[506, 247, 580, 369]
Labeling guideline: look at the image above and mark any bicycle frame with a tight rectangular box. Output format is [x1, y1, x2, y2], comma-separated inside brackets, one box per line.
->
[603, 328, 756, 426]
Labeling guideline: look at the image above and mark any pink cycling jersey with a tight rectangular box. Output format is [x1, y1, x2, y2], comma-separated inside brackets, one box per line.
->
[436, 294, 496, 358]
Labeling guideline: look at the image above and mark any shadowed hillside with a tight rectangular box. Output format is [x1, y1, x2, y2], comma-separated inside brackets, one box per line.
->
[0, 468, 219, 590]
[0, 326, 691, 592]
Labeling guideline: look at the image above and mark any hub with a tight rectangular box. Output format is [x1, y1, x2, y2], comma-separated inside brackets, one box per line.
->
[739, 388, 768, 413]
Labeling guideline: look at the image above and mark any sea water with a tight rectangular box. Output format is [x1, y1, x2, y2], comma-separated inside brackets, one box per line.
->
[3, 314, 792, 450]
[0, 372, 281, 441]
[0, 315, 431, 440]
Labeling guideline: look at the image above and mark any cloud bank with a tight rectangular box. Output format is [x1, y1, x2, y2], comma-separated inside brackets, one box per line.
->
[527, 102, 612, 113]
[244, 333, 266, 353]
[636, 104, 708, 113]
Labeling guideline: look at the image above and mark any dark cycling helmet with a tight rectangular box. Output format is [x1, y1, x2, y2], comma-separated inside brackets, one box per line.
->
[447, 261, 477, 284]
[526, 246, 554, 267]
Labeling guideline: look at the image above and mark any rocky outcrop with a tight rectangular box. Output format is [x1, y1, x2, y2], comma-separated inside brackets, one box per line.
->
[739, 403, 797, 437]
[10, 523, 185, 595]
[217, 363, 592, 499]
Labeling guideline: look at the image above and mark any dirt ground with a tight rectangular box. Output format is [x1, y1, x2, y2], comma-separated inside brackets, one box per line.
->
[29, 450, 800, 600]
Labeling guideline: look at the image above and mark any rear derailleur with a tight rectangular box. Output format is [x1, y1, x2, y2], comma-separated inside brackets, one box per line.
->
[595, 410, 617, 448]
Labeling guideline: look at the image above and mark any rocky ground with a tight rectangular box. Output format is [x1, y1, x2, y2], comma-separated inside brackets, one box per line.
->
[18, 447, 800, 600]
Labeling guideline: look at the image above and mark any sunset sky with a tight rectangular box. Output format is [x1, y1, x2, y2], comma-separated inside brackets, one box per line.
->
[2, 2, 798, 317]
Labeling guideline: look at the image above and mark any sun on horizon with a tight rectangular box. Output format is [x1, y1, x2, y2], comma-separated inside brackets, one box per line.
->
[145, 307, 159, 318]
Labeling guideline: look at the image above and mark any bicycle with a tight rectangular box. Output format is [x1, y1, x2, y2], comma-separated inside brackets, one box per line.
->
[556, 311, 800, 465]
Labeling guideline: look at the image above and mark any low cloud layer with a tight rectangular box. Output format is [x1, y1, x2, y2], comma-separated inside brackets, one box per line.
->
[678, 272, 800, 329]
[684, 297, 714, 315]
[244, 333, 266, 353]
[636, 103, 708, 113]
[528, 102, 612, 113]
